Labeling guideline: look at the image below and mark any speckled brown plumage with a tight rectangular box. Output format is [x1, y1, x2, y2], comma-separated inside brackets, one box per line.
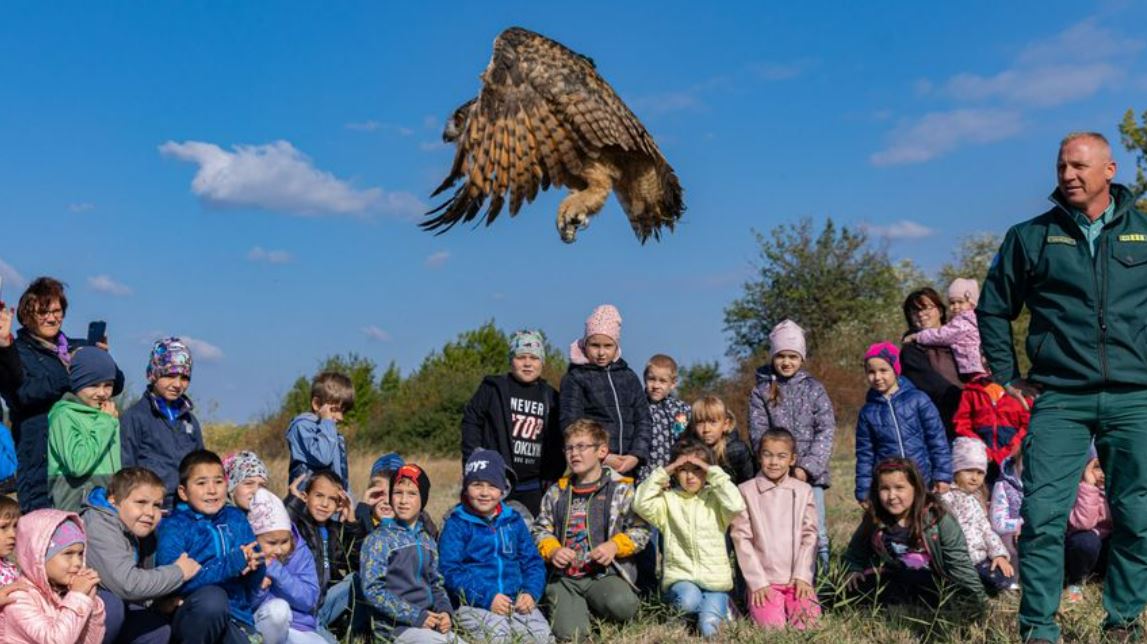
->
[424, 27, 685, 244]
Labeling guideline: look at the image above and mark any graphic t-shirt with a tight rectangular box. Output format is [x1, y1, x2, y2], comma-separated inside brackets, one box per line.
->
[507, 378, 548, 483]
[883, 523, 932, 570]
[562, 486, 601, 578]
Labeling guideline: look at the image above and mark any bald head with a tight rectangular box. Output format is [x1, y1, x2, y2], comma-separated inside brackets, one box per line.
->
[1057, 131, 1116, 218]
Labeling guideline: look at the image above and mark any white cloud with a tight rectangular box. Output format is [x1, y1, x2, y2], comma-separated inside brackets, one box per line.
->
[182, 336, 224, 362]
[87, 275, 133, 297]
[0, 258, 26, 291]
[68, 202, 95, 213]
[346, 121, 414, 136]
[865, 220, 936, 240]
[159, 139, 425, 218]
[1017, 18, 1144, 66]
[247, 246, 293, 264]
[424, 251, 450, 269]
[942, 63, 1122, 108]
[361, 325, 392, 342]
[870, 109, 1023, 166]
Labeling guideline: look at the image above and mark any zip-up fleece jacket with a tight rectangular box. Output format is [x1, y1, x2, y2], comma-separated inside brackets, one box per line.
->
[254, 527, 321, 633]
[120, 391, 204, 508]
[47, 394, 121, 512]
[855, 378, 952, 502]
[634, 465, 745, 591]
[460, 374, 565, 490]
[979, 183, 1147, 389]
[990, 457, 1023, 536]
[360, 518, 452, 642]
[953, 378, 1030, 467]
[0, 509, 105, 644]
[730, 473, 817, 590]
[531, 469, 651, 585]
[156, 502, 266, 625]
[438, 502, 546, 609]
[560, 359, 653, 464]
[749, 367, 836, 487]
[286, 412, 350, 495]
[80, 487, 184, 602]
[844, 508, 986, 605]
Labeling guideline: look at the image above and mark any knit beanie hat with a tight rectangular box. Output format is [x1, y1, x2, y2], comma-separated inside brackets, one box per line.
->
[390, 464, 431, 510]
[370, 452, 405, 478]
[570, 304, 623, 364]
[951, 437, 988, 473]
[863, 342, 901, 375]
[69, 346, 118, 393]
[769, 319, 807, 360]
[948, 278, 980, 307]
[46, 519, 85, 561]
[463, 449, 510, 494]
[509, 330, 546, 362]
[223, 451, 269, 494]
[248, 488, 292, 535]
[148, 337, 193, 382]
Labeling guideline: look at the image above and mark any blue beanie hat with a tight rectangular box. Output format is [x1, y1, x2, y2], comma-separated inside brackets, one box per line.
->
[370, 452, 405, 478]
[464, 449, 510, 493]
[70, 347, 118, 393]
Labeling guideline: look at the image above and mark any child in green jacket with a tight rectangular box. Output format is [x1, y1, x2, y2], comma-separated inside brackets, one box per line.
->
[47, 347, 121, 511]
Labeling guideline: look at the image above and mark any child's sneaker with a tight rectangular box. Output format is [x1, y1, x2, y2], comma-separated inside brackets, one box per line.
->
[1065, 584, 1084, 604]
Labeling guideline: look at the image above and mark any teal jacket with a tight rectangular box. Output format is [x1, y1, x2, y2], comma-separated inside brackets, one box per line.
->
[979, 184, 1147, 389]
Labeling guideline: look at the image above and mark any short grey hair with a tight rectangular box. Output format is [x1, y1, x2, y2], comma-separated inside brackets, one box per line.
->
[1060, 131, 1112, 154]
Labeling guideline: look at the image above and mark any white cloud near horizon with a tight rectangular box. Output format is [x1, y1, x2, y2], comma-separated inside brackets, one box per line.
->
[362, 325, 392, 342]
[159, 139, 425, 218]
[0, 258, 26, 292]
[87, 274, 133, 297]
[68, 202, 95, 213]
[942, 63, 1122, 108]
[871, 109, 1023, 166]
[865, 219, 936, 240]
[345, 121, 414, 136]
[247, 246, 293, 264]
[424, 251, 450, 269]
[183, 336, 224, 361]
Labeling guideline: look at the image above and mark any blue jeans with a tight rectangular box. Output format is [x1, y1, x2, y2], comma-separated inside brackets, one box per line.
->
[813, 486, 830, 572]
[664, 581, 728, 638]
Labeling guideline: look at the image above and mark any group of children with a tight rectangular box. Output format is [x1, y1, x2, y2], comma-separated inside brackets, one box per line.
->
[0, 288, 1115, 643]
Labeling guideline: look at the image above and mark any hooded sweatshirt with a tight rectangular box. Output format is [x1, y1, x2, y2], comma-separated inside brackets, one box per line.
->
[0, 509, 106, 644]
[47, 394, 121, 512]
[438, 502, 546, 609]
[254, 527, 321, 633]
[79, 487, 184, 602]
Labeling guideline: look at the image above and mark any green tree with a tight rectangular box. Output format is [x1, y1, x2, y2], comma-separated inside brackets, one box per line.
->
[723, 218, 902, 358]
[677, 360, 722, 403]
[282, 353, 380, 429]
[937, 232, 1001, 287]
[1119, 107, 1147, 213]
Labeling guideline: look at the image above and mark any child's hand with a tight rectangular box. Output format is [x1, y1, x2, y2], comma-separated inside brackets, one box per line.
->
[932, 482, 950, 495]
[338, 490, 355, 523]
[69, 569, 100, 596]
[240, 541, 264, 573]
[317, 402, 343, 422]
[589, 541, 619, 566]
[793, 467, 809, 482]
[175, 552, 201, 581]
[0, 579, 28, 606]
[903, 334, 917, 344]
[615, 455, 639, 474]
[1083, 458, 1105, 488]
[288, 475, 306, 501]
[551, 547, 577, 569]
[0, 307, 12, 347]
[435, 612, 452, 633]
[422, 613, 441, 630]
[100, 400, 119, 418]
[990, 556, 1014, 578]
[749, 586, 773, 608]
[514, 593, 536, 614]
[261, 577, 273, 590]
[844, 571, 866, 592]
[793, 579, 815, 601]
[490, 593, 513, 615]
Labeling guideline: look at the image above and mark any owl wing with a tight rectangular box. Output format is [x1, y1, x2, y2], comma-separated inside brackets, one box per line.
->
[423, 27, 665, 233]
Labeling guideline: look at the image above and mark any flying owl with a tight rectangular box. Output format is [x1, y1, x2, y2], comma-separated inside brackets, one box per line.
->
[423, 27, 685, 244]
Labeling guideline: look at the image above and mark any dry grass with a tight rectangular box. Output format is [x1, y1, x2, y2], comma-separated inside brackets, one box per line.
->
[205, 431, 1119, 643]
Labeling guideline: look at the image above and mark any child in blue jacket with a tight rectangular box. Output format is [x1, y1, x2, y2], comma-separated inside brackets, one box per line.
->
[439, 450, 551, 644]
[286, 372, 353, 494]
[156, 450, 266, 641]
[855, 343, 952, 503]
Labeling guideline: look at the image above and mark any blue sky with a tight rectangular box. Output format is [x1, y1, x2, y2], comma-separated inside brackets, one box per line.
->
[1, 2, 1144, 422]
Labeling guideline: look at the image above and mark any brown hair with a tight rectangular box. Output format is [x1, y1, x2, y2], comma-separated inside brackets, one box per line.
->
[758, 428, 796, 454]
[563, 418, 609, 447]
[109, 467, 166, 502]
[305, 469, 346, 493]
[312, 371, 355, 410]
[689, 396, 733, 469]
[644, 354, 679, 378]
[862, 458, 944, 546]
[16, 276, 68, 329]
[902, 287, 948, 331]
[669, 434, 714, 465]
[0, 495, 18, 521]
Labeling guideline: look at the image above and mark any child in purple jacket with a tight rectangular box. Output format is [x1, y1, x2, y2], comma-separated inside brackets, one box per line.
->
[249, 489, 326, 644]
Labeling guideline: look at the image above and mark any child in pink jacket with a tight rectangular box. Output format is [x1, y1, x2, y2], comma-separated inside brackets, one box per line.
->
[1064, 455, 1111, 604]
[730, 429, 820, 630]
[0, 509, 105, 644]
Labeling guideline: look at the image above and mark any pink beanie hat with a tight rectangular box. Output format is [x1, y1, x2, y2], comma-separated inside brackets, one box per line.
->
[570, 304, 623, 364]
[951, 437, 988, 473]
[863, 342, 901, 375]
[769, 320, 806, 360]
[948, 278, 980, 306]
[248, 488, 292, 535]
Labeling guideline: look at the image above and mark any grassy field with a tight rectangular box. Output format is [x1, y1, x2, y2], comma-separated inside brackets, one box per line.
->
[230, 433, 1115, 643]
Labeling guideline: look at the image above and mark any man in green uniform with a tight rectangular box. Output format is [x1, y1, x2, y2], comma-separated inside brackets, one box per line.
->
[979, 132, 1146, 642]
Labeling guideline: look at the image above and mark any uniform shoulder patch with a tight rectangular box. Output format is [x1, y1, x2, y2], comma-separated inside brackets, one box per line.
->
[1046, 235, 1076, 245]
[1118, 233, 1147, 242]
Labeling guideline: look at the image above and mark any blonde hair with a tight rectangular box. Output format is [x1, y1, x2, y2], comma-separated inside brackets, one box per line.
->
[564, 418, 609, 447]
[690, 395, 733, 469]
[644, 354, 679, 377]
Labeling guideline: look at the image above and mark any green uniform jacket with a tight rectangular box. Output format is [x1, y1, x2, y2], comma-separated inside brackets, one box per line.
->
[844, 509, 987, 604]
[47, 395, 121, 512]
[978, 184, 1147, 389]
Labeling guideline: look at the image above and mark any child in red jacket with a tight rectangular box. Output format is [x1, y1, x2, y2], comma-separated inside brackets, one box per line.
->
[953, 374, 1031, 484]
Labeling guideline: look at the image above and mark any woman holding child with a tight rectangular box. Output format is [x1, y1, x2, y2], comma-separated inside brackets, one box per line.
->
[899, 288, 963, 439]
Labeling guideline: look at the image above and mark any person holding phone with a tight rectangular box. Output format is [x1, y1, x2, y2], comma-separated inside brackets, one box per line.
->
[0, 277, 123, 512]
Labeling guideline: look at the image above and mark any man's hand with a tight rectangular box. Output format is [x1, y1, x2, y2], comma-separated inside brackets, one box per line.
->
[514, 593, 536, 614]
[551, 547, 577, 569]
[589, 541, 619, 566]
[490, 593, 512, 615]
